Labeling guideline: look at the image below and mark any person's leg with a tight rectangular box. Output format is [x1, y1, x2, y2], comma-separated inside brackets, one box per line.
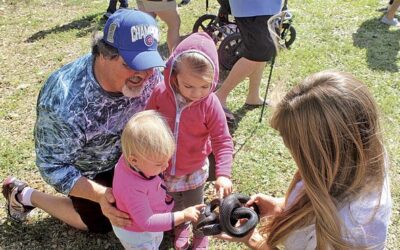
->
[119, 0, 129, 8]
[170, 191, 190, 250]
[2, 176, 87, 229]
[216, 15, 275, 108]
[113, 226, 163, 249]
[155, 9, 181, 52]
[3, 170, 113, 233]
[388, 0, 400, 10]
[30, 191, 87, 230]
[68, 170, 114, 233]
[180, 184, 208, 249]
[382, 0, 400, 26]
[104, 0, 119, 19]
[388, 0, 400, 19]
[215, 58, 264, 107]
[245, 61, 267, 105]
[106, 0, 118, 13]
[21, 187, 113, 232]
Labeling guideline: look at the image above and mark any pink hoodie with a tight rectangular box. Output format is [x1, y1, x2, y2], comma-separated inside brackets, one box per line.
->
[146, 32, 233, 178]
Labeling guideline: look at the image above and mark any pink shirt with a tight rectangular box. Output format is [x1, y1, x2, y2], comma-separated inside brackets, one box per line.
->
[112, 156, 175, 232]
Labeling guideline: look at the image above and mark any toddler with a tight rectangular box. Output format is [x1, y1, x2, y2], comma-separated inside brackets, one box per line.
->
[112, 110, 204, 249]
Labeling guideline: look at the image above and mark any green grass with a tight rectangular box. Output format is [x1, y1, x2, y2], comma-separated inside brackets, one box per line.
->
[0, 0, 399, 249]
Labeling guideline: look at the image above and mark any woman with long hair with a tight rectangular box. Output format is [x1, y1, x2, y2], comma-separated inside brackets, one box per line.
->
[218, 71, 392, 249]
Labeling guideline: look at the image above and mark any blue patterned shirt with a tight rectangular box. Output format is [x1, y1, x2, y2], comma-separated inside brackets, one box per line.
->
[34, 54, 163, 194]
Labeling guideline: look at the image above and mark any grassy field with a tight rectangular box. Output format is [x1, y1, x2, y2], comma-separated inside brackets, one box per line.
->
[0, 0, 399, 249]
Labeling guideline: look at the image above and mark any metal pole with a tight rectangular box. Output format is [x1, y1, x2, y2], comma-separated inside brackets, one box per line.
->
[259, 55, 275, 123]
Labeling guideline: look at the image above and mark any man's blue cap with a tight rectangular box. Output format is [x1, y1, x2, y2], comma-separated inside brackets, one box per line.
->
[103, 9, 165, 71]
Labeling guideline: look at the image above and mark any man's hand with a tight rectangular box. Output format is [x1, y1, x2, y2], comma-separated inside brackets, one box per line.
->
[70, 177, 131, 227]
[99, 188, 131, 227]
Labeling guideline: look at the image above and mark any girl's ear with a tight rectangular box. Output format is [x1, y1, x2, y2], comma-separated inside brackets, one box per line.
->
[127, 155, 138, 165]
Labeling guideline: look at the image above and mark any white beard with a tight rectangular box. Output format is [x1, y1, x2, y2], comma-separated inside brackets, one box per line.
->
[122, 84, 143, 98]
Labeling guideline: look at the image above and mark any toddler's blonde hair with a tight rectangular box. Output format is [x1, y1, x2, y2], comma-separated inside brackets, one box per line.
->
[121, 110, 175, 162]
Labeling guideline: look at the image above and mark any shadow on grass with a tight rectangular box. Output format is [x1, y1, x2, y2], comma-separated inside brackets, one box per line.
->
[0, 216, 123, 249]
[0, 215, 179, 249]
[352, 17, 400, 72]
[25, 13, 104, 43]
[232, 117, 262, 159]
[226, 103, 266, 161]
[228, 103, 266, 136]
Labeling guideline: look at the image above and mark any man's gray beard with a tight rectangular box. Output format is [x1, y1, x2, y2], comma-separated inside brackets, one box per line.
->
[122, 84, 143, 98]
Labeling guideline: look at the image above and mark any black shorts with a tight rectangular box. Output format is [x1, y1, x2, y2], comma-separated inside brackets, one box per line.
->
[235, 15, 276, 62]
[70, 169, 114, 233]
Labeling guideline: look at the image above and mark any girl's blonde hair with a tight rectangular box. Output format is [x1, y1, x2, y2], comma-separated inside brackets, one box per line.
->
[263, 71, 385, 249]
[172, 52, 214, 84]
[121, 110, 175, 162]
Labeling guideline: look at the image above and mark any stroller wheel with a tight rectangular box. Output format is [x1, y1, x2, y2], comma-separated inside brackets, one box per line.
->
[193, 14, 221, 43]
[280, 23, 296, 48]
[218, 32, 242, 71]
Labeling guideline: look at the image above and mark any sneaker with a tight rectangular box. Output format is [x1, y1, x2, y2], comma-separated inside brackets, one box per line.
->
[174, 223, 190, 250]
[2, 177, 34, 222]
[381, 16, 400, 26]
[192, 235, 209, 249]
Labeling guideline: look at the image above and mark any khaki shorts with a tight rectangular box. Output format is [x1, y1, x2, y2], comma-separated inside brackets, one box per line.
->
[136, 0, 177, 12]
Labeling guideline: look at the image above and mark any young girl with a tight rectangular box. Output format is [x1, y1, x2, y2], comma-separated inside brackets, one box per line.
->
[146, 32, 234, 249]
[217, 71, 392, 249]
[112, 110, 205, 250]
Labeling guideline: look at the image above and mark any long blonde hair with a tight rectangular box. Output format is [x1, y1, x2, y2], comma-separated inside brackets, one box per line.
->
[263, 71, 385, 249]
[121, 110, 175, 162]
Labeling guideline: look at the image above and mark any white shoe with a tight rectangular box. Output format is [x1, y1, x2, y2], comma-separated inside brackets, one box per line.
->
[381, 16, 400, 26]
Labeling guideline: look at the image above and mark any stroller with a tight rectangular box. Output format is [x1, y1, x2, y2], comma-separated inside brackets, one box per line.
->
[192, 0, 296, 71]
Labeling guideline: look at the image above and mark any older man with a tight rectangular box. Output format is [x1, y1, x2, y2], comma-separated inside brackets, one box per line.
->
[2, 9, 164, 233]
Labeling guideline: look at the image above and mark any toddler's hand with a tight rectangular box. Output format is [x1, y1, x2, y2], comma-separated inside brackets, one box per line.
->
[183, 204, 206, 222]
[214, 176, 232, 198]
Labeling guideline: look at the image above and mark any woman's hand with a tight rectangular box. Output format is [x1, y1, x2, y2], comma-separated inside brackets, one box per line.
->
[214, 176, 232, 198]
[246, 193, 284, 217]
[99, 188, 131, 227]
